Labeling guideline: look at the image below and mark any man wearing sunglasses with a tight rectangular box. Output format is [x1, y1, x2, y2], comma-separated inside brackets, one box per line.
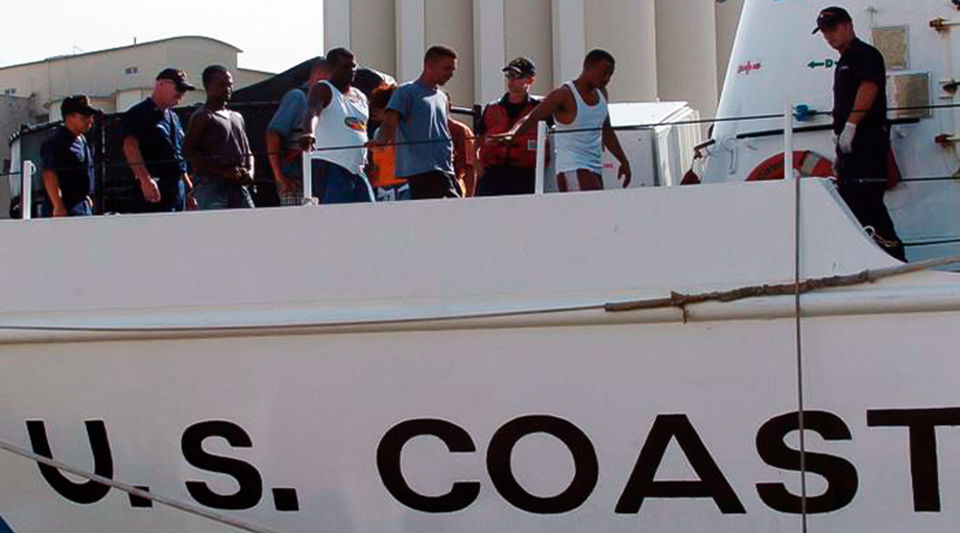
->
[476, 57, 546, 196]
[122, 68, 197, 212]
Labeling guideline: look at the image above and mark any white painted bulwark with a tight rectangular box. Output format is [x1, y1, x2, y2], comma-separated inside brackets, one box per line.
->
[395, 0, 425, 82]
[551, 0, 586, 85]
[324, 0, 352, 50]
[473, 0, 506, 103]
[4, 180, 960, 531]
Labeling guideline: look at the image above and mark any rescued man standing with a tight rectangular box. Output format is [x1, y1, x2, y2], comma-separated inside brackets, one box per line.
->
[300, 48, 374, 204]
[184, 65, 256, 210]
[816, 6, 905, 261]
[374, 45, 459, 199]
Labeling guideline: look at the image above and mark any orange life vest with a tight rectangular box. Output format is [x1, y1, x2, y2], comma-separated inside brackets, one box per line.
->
[479, 95, 547, 169]
[369, 145, 406, 188]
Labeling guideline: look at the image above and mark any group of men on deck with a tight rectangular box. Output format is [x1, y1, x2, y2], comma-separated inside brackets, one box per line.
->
[39, 45, 631, 218]
[38, 5, 905, 261]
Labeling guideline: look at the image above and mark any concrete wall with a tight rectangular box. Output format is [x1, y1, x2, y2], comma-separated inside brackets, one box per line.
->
[584, 0, 658, 102]
[352, 0, 397, 75]
[424, 0, 475, 106]
[0, 95, 34, 170]
[323, 0, 741, 113]
[504, 0, 553, 98]
[655, 0, 719, 122]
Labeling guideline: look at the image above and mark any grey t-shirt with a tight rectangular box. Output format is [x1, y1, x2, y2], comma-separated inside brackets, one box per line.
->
[386, 80, 454, 177]
[187, 104, 252, 182]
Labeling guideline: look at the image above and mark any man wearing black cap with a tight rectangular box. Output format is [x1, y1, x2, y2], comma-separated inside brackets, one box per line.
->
[815, 6, 905, 261]
[40, 95, 100, 217]
[476, 57, 546, 196]
[122, 68, 197, 212]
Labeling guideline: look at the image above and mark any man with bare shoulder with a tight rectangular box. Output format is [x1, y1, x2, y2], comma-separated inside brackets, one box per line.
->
[495, 49, 631, 192]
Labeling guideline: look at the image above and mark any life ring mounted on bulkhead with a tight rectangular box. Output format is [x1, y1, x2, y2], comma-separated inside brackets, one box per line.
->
[746, 150, 834, 182]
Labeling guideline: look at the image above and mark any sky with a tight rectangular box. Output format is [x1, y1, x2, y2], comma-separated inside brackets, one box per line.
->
[0, 0, 325, 74]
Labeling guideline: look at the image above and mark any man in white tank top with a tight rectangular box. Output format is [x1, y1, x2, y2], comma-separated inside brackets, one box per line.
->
[493, 50, 631, 192]
[301, 48, 375, 204]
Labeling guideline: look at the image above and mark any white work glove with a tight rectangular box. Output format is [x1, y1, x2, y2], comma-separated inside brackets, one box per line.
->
[838, 122, 857, 154]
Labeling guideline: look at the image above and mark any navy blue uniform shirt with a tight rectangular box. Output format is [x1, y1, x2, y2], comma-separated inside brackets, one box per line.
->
[121, 98, 187, 182]
[40, 126, 94, 207]
[833, 38, 887, 135]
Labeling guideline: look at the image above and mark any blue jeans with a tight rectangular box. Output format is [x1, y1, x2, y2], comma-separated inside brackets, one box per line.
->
[312, 160, 374, 204]
[41, 198, 92, 217]
[194, 179, 255, 210]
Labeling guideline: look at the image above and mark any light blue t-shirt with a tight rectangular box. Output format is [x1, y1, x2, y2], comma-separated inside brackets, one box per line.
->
[386, 80, 454, 178]
[266, 87, 308, 178]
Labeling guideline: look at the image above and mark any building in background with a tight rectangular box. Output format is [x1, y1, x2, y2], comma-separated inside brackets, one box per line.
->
[0, 36, 273, 171]
[325, 0, 745, 119]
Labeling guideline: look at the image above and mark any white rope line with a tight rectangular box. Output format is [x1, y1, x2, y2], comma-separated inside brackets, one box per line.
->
[0, 438, 287, 533]
[0, 255, 959, 333]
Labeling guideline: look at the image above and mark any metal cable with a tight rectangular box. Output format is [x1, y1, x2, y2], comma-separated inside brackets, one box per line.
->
[0, 438, 287, 533]
[3, 255, 960, 333]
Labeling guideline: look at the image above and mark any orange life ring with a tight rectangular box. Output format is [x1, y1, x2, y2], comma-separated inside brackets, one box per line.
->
[746, 150, 834, 182]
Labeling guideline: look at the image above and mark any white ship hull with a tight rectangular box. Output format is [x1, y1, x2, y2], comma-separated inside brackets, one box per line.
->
[3, 181, 960, 531]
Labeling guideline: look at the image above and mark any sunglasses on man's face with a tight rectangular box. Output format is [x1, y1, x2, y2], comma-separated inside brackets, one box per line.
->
[505, 72, 526, 80]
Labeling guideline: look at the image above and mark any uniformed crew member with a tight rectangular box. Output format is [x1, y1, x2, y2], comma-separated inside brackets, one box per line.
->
[40, 95, 100, 217]
[476, 57, 545, 196]
[816, 6, 905, 261]
[122, 68, 197, 212]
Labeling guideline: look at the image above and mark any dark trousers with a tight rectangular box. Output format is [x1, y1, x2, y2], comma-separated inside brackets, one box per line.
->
[137, 179, 186, 213]
[405, 171, 461, 200]
[476, 165, 535, 196]
[835, 133, 905, 261]
[837, 180, 906, 261]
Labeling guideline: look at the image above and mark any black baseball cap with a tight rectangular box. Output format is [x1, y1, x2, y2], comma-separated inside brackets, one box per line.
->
[813, 6, 853, 34]
[156, 68, 196, 92]
[503, 57, 536, 78]
[60, 95, 102, 117]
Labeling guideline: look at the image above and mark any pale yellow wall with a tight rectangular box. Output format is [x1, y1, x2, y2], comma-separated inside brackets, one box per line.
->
[655, 0, 719, 121]
[0, 37, 248, 120]
[584, 0, 658, 102]
[235, 69, 273, 89]
[424, 0, 474, 106]
[504, 0, 554, 98]
[351, 0, 397, 75]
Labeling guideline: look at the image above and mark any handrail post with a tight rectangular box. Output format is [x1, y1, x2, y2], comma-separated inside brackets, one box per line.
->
[21, 159, 35, 220]
[534, 121, 548, 195]
[784, 103, 795, 180]
[301, 149, 314, 204]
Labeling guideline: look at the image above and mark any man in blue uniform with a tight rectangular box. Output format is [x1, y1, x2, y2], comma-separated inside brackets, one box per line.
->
[122, 68, 197, 212]
[40, 95, 100, 217]
[816, 6, 905, 261]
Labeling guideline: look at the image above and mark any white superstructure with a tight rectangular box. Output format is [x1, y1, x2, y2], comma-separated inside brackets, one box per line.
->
[704, 0, 960, 262]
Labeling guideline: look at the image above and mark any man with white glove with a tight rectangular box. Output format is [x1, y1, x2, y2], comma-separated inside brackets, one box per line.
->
[816, 6, 904, 261]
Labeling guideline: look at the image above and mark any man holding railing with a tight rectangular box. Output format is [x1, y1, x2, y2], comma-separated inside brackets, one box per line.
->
[493, 50, 631, 192]
[267, 59, 329, 206]
[816, 6, 905, 261]
[300, 48, 374, 204]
